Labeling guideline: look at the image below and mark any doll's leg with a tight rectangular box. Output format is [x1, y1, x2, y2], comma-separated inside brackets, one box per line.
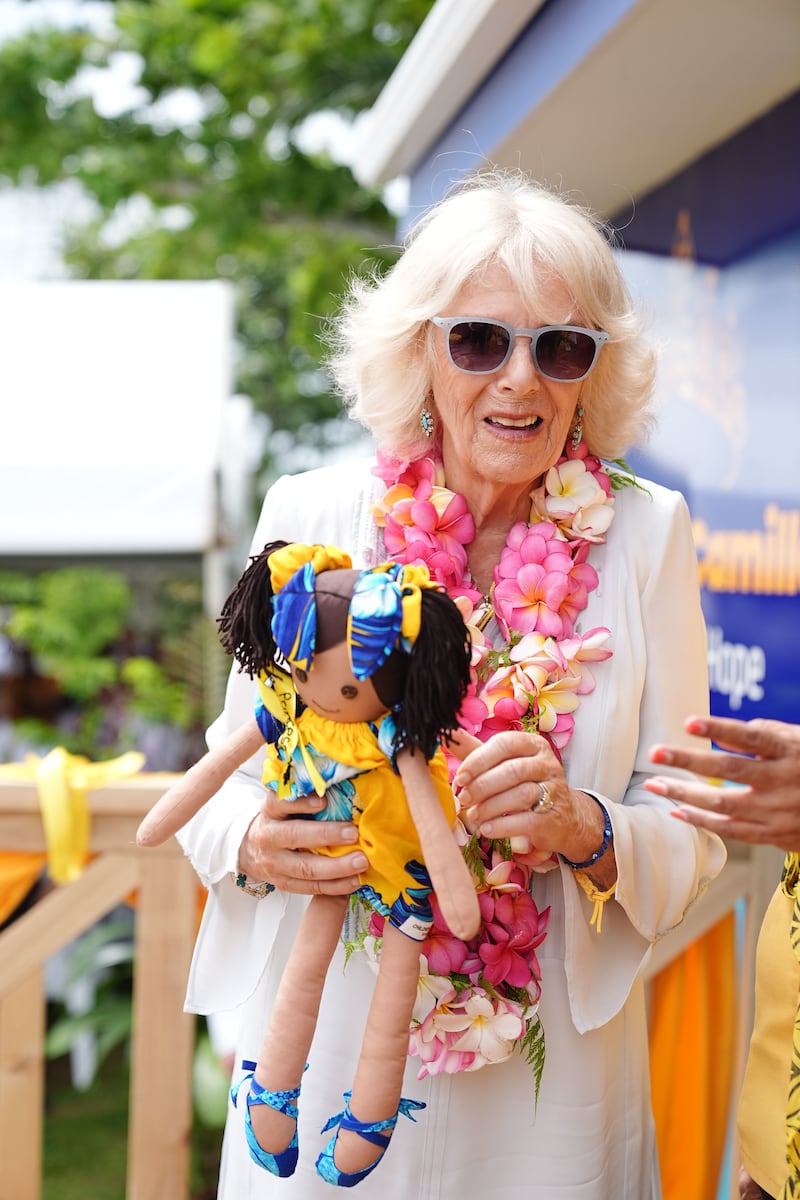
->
[320, 923, 422, 1177]
[248, 892, 348, 1155]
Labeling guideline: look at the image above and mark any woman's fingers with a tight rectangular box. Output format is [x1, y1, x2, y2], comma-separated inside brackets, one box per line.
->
[260, 788, 327, 821]
[450, 731, 575, 851]
[644, 775, 750, 812]
[238, 809, 368, 895]
[454, 730, 548, 786]
[645, 770, 800, 849]
[266, 846, 368, 895]
[648, 716, 800, 851]
[263, 814, 359, 850]
[685, 714, 800, 761]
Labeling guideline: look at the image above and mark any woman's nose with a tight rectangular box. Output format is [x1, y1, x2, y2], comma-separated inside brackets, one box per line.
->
[498, 336, 540, 388]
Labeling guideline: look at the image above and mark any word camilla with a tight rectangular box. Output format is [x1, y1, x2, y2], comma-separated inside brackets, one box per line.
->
[692, 504, 800, 594]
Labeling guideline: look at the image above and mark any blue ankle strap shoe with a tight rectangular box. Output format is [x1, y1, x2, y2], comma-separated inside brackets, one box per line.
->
[231, 1059, 307, 1178]
[315, 1090, 426, 1187]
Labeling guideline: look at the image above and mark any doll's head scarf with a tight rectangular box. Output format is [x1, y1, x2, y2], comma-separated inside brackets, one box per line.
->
[267, 543, 438, 704]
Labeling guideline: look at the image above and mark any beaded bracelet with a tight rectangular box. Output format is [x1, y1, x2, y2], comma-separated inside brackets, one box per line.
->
[231, 871, 275, 898]
[560, 797, 613, 870]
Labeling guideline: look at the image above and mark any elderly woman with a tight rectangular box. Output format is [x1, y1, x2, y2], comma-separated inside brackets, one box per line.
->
[177, 172, 725, 1198]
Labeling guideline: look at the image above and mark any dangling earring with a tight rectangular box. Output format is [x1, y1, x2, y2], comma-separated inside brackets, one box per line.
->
[570, 404, 584, 451]
[420, 396, 434, 440]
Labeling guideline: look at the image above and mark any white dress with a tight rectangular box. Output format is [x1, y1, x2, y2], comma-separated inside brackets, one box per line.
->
[177, 457, 726, 1199]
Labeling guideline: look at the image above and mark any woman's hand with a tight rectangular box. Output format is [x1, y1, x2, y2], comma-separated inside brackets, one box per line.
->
[647, 715, 800, 851]
[452, 730, 616, 886]
[237, 789, 369, 895]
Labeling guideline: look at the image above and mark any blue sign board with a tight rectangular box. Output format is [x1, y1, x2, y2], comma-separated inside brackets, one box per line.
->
[621, 236, 800, 723]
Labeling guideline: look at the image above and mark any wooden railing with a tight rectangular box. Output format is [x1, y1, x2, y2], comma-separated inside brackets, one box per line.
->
[0, 774, 197, 1200]
[0, 774, 782, 1200]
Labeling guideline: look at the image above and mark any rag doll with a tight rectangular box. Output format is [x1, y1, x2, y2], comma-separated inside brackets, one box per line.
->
[136, 541, 480, 1187]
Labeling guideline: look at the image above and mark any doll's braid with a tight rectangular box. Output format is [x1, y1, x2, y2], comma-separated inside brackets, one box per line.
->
[396, 587, 472, 759]
[217, 540, 287, 677]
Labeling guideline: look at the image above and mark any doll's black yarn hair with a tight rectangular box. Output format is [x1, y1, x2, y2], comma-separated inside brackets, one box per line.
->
[217, 539, 472, 760]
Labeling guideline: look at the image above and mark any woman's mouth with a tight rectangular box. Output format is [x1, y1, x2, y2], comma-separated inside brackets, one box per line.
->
[485, 415, 542, 432]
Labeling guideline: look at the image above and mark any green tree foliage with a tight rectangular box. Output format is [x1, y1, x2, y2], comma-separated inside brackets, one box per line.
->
[0, 0, 433, 477]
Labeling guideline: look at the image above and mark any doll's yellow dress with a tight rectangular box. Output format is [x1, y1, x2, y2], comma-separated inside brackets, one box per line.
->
[257, 702, 456, 941]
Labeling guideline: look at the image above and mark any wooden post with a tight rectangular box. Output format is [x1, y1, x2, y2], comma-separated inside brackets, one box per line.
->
[0, 970, 45, 1200]
[0, 774, 199, 1200]
[127, 852, 198, 1200]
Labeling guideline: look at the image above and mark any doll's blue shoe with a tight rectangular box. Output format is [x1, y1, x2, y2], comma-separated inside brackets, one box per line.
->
[315, 1090, 426, 1187]
[231, 1059, 307, 1178]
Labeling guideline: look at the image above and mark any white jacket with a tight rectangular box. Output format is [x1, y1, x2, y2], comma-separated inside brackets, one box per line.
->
[177, 457, 726, 1200]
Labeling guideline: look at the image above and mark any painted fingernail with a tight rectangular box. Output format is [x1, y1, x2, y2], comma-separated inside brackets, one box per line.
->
[651, 747, 673, 765]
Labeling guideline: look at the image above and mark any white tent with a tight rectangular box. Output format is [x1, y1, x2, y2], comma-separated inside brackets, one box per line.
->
[0, 279, 256, 610]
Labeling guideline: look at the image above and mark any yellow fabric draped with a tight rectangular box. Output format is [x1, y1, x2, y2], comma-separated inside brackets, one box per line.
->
[0, 747, 145, 885]
[649, 913, 737, 1200]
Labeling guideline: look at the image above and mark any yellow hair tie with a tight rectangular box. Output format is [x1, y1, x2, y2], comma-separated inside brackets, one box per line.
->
[268, 543, 352, 593]
[379, 562, 438, 645]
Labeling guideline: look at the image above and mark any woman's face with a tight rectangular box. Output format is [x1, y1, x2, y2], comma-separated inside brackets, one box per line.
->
[429, 266, 584, 495]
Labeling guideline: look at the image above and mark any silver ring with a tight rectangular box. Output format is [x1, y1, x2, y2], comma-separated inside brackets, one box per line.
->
[534, 781, 555, 813]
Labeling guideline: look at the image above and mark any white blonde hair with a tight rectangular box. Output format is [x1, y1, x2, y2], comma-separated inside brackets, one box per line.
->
[327, 170, 656, 462]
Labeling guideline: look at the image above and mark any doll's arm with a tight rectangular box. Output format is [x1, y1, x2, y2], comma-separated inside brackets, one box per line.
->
[396, 747, 480, 941]
[136, 716, 265, 847]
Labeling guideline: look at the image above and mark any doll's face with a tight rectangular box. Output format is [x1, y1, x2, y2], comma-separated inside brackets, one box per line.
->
[291, 640, 388, 724]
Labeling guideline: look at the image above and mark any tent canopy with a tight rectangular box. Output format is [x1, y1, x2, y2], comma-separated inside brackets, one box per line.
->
[1, 280, 237, 557]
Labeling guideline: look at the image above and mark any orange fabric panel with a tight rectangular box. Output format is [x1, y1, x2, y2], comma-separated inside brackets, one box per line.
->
[649, 914, 738, 1200]
[0, 850, 46, 926]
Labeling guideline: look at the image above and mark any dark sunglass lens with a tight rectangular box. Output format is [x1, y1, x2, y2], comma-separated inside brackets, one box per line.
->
[449, 321, 510, 372]
[536, 329, 596, 380]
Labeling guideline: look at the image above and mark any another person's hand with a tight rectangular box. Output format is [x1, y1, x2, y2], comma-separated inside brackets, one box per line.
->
[738, 1165, 766, 1200]
[646, 715, 800, 851]
[452, 730, 614, 882]
[237, 788, 369, 895]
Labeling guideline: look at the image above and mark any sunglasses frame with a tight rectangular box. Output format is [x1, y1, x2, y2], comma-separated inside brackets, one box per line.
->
[431, 316, 609, 382]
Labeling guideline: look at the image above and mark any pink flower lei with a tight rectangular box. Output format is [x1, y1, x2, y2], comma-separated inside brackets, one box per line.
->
[362, 440, 622, 1093]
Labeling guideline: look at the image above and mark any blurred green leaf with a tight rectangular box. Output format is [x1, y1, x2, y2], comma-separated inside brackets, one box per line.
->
[192, 1031, 231, 1128]
[45, 996, 133, 1078]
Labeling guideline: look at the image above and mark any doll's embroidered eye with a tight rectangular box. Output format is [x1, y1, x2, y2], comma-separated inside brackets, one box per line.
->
[295, 668, 308, 683]
[341, 685, 359, 699]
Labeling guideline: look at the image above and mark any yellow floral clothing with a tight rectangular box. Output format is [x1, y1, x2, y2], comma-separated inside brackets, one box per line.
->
[256, 702, 457, 941]
[738, 873, 800, 1199]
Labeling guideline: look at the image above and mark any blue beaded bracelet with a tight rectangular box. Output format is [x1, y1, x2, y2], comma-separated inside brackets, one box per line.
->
[560, 797, 613, 870]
